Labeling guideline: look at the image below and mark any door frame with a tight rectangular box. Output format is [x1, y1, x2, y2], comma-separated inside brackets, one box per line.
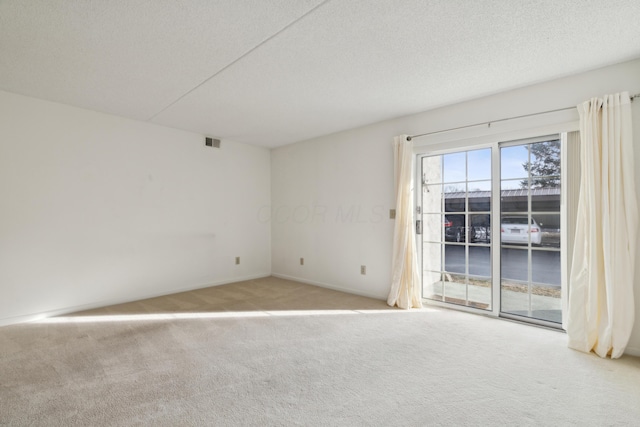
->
[415, 143, 497, 318]
[415, 134, 567, 329]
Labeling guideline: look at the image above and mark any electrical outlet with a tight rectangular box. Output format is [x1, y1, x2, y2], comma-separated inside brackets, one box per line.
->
[235, 257, 240, 265]
[361, 265, 366, 275]
[390, 209, 396, 219]
[300, 257, 304, 265]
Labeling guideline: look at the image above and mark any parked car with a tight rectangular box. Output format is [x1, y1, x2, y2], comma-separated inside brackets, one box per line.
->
[469, 214, 491, 243]
[444, 215, 492, 243]
[501, 216, 542, 245]
[444, 215, 466, 242]
[470, 224, 491, 243]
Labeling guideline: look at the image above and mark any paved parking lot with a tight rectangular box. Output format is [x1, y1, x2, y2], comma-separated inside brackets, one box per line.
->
[442, 244, 561, 286]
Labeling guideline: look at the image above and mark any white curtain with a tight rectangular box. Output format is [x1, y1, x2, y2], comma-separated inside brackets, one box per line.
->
[566, 92, 637, 358]
[388, 135, 422, 309]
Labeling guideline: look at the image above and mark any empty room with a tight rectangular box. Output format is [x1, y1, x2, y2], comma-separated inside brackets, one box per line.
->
[2, 1, 640, 425]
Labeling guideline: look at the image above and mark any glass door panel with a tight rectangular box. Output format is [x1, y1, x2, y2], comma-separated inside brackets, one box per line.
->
[421, 148, 492, 310]
[499, 138, 562, 324]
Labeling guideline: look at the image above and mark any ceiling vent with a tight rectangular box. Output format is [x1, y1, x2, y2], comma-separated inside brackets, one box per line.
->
[205, 137, 221, 148]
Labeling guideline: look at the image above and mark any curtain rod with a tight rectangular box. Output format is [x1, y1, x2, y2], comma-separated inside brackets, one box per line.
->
[407, 93, 639, 141]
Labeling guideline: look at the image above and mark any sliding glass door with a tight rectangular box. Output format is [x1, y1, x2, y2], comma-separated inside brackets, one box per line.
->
[419, 136, 563, 326]
[421, 148, 492, 310]
[500, 139, 562, 323]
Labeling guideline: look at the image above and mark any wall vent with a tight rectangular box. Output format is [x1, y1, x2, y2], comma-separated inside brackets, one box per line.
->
[205, 137, 221, 148]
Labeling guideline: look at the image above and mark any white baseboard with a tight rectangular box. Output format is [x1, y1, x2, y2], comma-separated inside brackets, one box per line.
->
[0, 273, 271, 327]
[271, 272, 387, 301]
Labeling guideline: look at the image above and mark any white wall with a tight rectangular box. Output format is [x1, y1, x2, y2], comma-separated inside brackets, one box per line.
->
[0, 91, 271, 325]
[271, 127, 395, 299]
[271, 58, 640, 355]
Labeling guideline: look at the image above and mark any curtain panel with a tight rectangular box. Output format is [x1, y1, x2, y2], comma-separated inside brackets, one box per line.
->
[388, 135, 422, 309]
[567, 92, 637, 358]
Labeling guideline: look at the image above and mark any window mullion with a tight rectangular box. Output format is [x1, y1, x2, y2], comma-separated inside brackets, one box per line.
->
[491, 144, 501, 317]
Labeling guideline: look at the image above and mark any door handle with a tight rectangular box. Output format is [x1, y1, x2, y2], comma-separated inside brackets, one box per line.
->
[416, 220, 422, 235]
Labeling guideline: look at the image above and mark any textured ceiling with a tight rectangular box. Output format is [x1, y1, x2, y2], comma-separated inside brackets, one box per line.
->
[2, 0, 640, 148]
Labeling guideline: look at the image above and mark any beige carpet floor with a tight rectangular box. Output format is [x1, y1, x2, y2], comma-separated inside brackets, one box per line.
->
[1, 276, 639, 426]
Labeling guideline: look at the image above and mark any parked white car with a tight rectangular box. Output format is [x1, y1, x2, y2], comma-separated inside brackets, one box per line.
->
[501, 216, 542, 245]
